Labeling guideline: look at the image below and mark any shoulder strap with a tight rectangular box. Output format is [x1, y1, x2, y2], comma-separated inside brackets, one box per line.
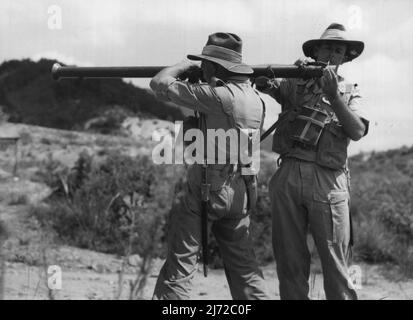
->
[260, 118, 283, 142]
[199, 112, 208, 164]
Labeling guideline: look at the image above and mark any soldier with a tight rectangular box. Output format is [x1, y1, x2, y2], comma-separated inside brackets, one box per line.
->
[256, 23, 369, 300]
[150, 32, 269, 300]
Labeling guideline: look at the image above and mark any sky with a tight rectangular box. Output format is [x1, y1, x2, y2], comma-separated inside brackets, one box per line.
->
[1, 0, 412, 155]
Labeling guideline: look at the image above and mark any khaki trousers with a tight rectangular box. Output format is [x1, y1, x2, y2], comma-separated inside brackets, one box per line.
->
[269, 158, 357, 300]
[153, 165, 269, 300]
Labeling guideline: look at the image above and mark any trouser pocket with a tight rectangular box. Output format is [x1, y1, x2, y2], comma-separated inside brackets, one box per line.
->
[313, 190, 350, 244]
[329, 191, 350, 244]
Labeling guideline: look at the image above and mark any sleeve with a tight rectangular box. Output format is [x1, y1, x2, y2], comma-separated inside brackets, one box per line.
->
[261, 78, 294, 109]
[153, 75, 224, 115]
[348, 84, 370, 136]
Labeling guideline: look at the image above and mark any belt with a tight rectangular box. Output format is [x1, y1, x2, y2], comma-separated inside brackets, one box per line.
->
[292, 140, 318, 151]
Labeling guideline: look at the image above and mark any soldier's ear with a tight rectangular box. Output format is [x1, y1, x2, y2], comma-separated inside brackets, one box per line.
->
[210, 62, 218, 75]
[201, 60, 217, 78]
[313, 45, 320, 59]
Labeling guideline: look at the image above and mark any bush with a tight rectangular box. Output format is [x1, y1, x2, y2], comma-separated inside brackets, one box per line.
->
[350, 148, 413, 277]
[32, 150, 276, 267]
[33, 151, 184, 257]
[30, 145, 413, 278]
[84, 106, 132, 135]
[32, 153, 69, 190]
[0, 106, 9, 123]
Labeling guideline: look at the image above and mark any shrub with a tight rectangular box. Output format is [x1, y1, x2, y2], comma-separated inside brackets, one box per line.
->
[32, 153, 69, 191]
[33, 151, 183, 258]
[350, 148, 413, 277]
[18, 129, 33, 145]
[84, 106, 132, 135]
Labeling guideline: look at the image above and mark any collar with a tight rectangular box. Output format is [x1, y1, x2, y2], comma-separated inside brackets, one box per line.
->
[227, 75, 250, 83]
[213, 75, 250, 87]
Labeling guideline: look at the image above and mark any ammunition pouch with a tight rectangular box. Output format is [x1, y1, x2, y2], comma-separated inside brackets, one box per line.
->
[272, 105, 329, 155]
[210, 164, 258, 214]
[316, 121, 349, 170]
[290, 106, 329, 146]
[272, 105, 349, 170]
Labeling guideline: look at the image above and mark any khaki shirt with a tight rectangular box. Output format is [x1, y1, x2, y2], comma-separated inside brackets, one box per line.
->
[263, 77, 369, 159]
[270, 77, 368, 123]
[153, 76, 264, 165]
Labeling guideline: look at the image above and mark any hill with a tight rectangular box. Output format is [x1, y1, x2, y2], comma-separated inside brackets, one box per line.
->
[0, 59, 184, 130]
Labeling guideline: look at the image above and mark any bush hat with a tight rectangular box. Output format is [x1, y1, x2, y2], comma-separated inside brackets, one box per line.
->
[187, 32, 253, 74]
[302, 23, 364, 63]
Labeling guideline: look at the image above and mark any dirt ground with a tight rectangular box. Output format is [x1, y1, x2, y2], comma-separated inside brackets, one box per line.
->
[0, 123, 412, 300]
[2, 241, 413, 300]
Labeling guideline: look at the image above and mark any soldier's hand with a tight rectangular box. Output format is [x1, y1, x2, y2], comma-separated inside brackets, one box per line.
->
[294, 57, 315, 67]
[254, 76, 272, 92]
[319, 66, 339, 101]
[177, 59, 202, 83]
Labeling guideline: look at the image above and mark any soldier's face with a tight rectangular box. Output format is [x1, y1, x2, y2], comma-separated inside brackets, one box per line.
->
[201, 60, 216, 83]
[314, 42, 347, 66]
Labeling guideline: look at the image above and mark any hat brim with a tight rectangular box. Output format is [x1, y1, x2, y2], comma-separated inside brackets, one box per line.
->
[302, 39, 364, 63]
[187, 54, 254, 74]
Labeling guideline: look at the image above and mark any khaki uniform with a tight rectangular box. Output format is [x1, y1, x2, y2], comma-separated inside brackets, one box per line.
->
[152, 75, 269, 300]
[264, 77, 369, 300]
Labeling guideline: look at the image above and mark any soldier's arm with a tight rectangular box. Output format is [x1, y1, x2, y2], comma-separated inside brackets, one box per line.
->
[257, 57, 306, 106]
[150, 60, 223, 115]
[321, 68, 367, 141]
[255, 77, 283, 103]
[347, 87, 369, 136]
[330, 96, 366, 141]
[150, 60, 193, 92]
